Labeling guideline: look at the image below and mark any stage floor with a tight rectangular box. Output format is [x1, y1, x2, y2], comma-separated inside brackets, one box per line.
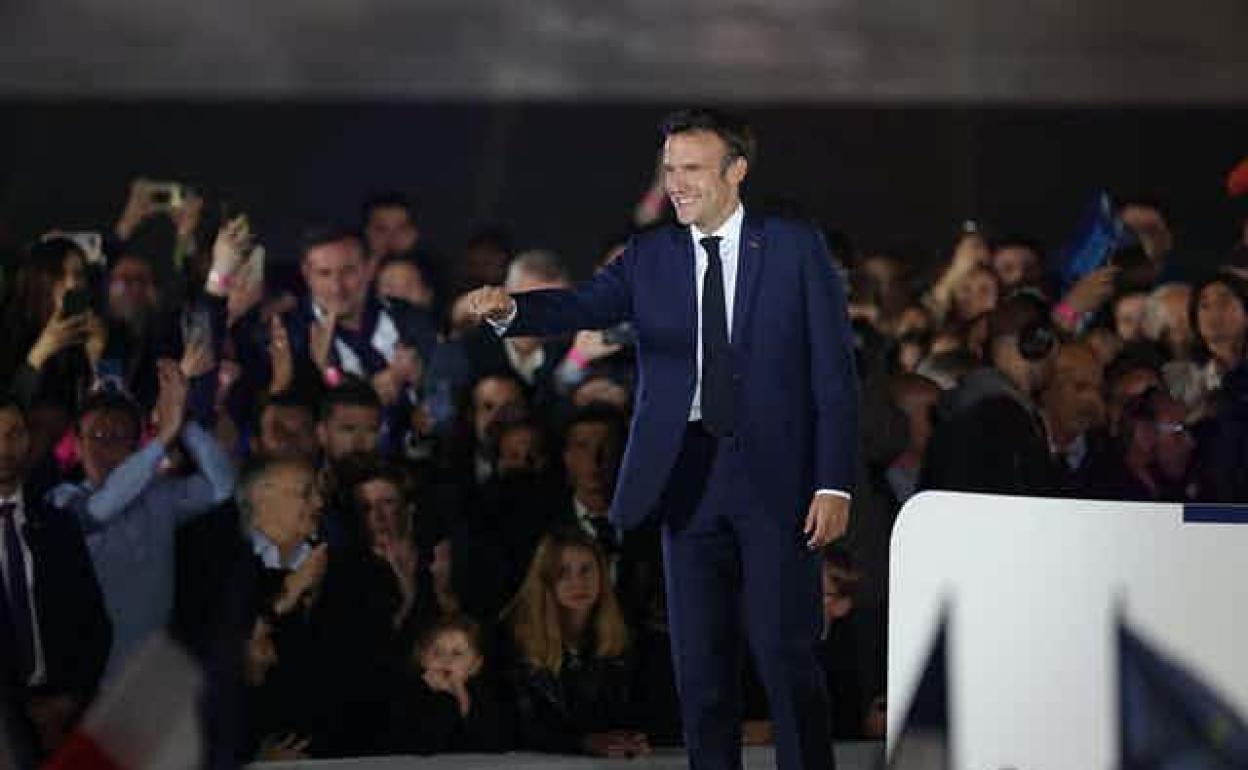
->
[250, 743, 884, 769]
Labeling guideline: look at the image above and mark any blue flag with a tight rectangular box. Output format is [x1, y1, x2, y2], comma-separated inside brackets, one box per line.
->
[1119, 617, 1248, 769]
[888, 612, 950, 770]
[1058, 190, 1128, 290]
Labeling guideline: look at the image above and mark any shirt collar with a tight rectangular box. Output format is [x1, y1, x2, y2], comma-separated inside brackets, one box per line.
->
[250, 528, 312, 571]
[690, 203, 745, 249]
[0, 489, 25, 526]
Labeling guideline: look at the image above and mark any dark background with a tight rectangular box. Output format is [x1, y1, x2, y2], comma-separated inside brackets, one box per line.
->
[1, 101, 1245, 280]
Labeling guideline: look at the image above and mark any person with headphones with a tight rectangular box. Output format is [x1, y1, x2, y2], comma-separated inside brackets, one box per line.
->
[920, 291, 1065, 496]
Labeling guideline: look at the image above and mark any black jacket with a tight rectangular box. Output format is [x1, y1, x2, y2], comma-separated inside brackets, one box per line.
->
[921, 367, 1062, 496]
[19, 485, 112, 698]
[380, 672, 514, 755]
[509, 645, 639, 754]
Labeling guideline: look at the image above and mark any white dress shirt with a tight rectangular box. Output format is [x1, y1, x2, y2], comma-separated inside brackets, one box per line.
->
[689, 206, 849, 502]
[688, 203, 745, 423]
[494, 203, 850, 501]
[0, 490, 47, 686]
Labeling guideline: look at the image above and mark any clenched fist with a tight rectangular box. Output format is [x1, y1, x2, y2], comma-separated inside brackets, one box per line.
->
[461, 285, 517, 325]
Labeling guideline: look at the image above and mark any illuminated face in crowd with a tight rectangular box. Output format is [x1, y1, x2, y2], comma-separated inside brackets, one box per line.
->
[355, 477, 409, 549]
[377, 259, 433, 310]
[1044, 346, 1106, 438]
[79, 409, 140, 488]
[257, 404, 319, 463]
[1196, 281, 1247, 353]
[1114, 293, 1148, 343]
[496, 424, 545, 475]
[953, 266, 999, 323]
[554, 545, 602, 616]
[253, 462, 323, 548]
[365, 206, 418, 260]
[471, 377, 524, 445]
[563, 420, 623, 502]
[107, 254, 158, 325]
[302, 237, 371, 324]
[663, 130, 747, 233]
[421, 629, 482, 685]
[318, 404, 382, 460]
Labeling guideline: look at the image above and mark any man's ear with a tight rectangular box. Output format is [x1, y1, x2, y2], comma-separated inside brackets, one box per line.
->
[726, 155, 748, 186]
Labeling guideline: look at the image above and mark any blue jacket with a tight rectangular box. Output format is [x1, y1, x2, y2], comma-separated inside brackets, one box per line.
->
[507, 214, 859, 530]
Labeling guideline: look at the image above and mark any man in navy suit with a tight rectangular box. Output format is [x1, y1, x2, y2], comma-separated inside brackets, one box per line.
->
[465, 108, 858, 769]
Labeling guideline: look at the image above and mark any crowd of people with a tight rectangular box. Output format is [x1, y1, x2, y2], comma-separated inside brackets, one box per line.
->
[1, 166, 1246, 763]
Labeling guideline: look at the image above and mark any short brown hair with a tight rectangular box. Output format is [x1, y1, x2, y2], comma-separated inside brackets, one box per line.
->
[660, 108, 757, 171]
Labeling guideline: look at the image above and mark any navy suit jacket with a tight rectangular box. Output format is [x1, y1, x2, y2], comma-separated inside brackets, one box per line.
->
[508, 213, 859, 531]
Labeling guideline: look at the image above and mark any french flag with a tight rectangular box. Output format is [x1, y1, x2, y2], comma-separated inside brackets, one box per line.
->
[42, 635, 203, 770]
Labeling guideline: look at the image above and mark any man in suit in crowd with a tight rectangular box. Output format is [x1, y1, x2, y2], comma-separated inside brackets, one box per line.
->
[464, 108, 859, 770]
[0, 394, 111, 758]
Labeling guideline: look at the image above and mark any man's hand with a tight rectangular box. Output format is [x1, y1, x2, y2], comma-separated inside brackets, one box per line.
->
[568, 330, 623, 366]
[461, 285, 516, 325]
[114, 178, 157, 242]
[226, 245, 265, 326]
[171, 190, 204, 244]
[1061, 265, 1119, 316]
[308, 311, 337, 374]
[153, 360, 188, 446]
[276, 543, 329, 615]
[206, 215, 254, 296]
[179, 336, 215, 380]
[267, 315, 294, 395]
[803, 494, 850, 550]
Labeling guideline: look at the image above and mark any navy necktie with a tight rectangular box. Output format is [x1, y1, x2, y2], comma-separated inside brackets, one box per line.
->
[0, 502, 36, 683]
[700, 236, 734, 436]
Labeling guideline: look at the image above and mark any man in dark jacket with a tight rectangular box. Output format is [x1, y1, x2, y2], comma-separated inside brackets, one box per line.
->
[922, 293, 1063, 496]
[0, 395, 111, 758]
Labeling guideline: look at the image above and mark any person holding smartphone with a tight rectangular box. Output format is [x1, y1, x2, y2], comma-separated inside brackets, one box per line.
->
[0, 238, 109, 416]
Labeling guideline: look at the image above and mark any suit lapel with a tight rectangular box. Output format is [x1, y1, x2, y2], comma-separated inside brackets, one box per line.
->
[671, 224, 699, 366]
[732, 213, 765, 344]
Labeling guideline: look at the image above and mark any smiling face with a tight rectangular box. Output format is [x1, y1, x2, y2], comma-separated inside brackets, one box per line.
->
[663, 130, 747, 233]
[301, 237, 371, 323]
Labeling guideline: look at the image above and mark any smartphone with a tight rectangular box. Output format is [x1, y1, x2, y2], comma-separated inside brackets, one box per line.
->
[602, 322, 637, 347]
[181, 306, 213, 350]
[61, 287, 91, 318]
[148, 181, 186, 212]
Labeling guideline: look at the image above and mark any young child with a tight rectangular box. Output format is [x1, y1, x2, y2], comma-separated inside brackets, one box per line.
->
[381, 615, 513, 755]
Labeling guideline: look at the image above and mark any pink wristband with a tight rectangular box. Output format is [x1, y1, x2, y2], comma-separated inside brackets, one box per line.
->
[206, 269, 234, 294]
[566, 348, 589, 369]
[324, 366, 343, 387]
[1053, 301, 1081, 327]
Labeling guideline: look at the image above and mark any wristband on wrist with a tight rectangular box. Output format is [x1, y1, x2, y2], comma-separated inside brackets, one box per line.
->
[1053, 301, 1081, 327]
[323, 366, 343, 387]
[206, 268, 234, 294]
[566, 348, 589, 369]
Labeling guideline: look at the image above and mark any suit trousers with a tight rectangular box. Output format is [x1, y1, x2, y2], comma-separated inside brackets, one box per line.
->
[660, 422, 835, 770]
